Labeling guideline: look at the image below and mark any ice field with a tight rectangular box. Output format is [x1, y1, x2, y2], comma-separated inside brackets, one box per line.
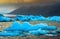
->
[0, 15, 60, 39]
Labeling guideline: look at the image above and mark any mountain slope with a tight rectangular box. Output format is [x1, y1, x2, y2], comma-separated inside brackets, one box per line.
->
[9, 2, 60, 16]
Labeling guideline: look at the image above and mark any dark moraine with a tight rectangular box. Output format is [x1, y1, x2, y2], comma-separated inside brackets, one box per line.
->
[9, 2, 60, 17]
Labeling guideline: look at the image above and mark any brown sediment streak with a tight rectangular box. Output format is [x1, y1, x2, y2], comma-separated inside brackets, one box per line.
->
[0, 0, 59, 4]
